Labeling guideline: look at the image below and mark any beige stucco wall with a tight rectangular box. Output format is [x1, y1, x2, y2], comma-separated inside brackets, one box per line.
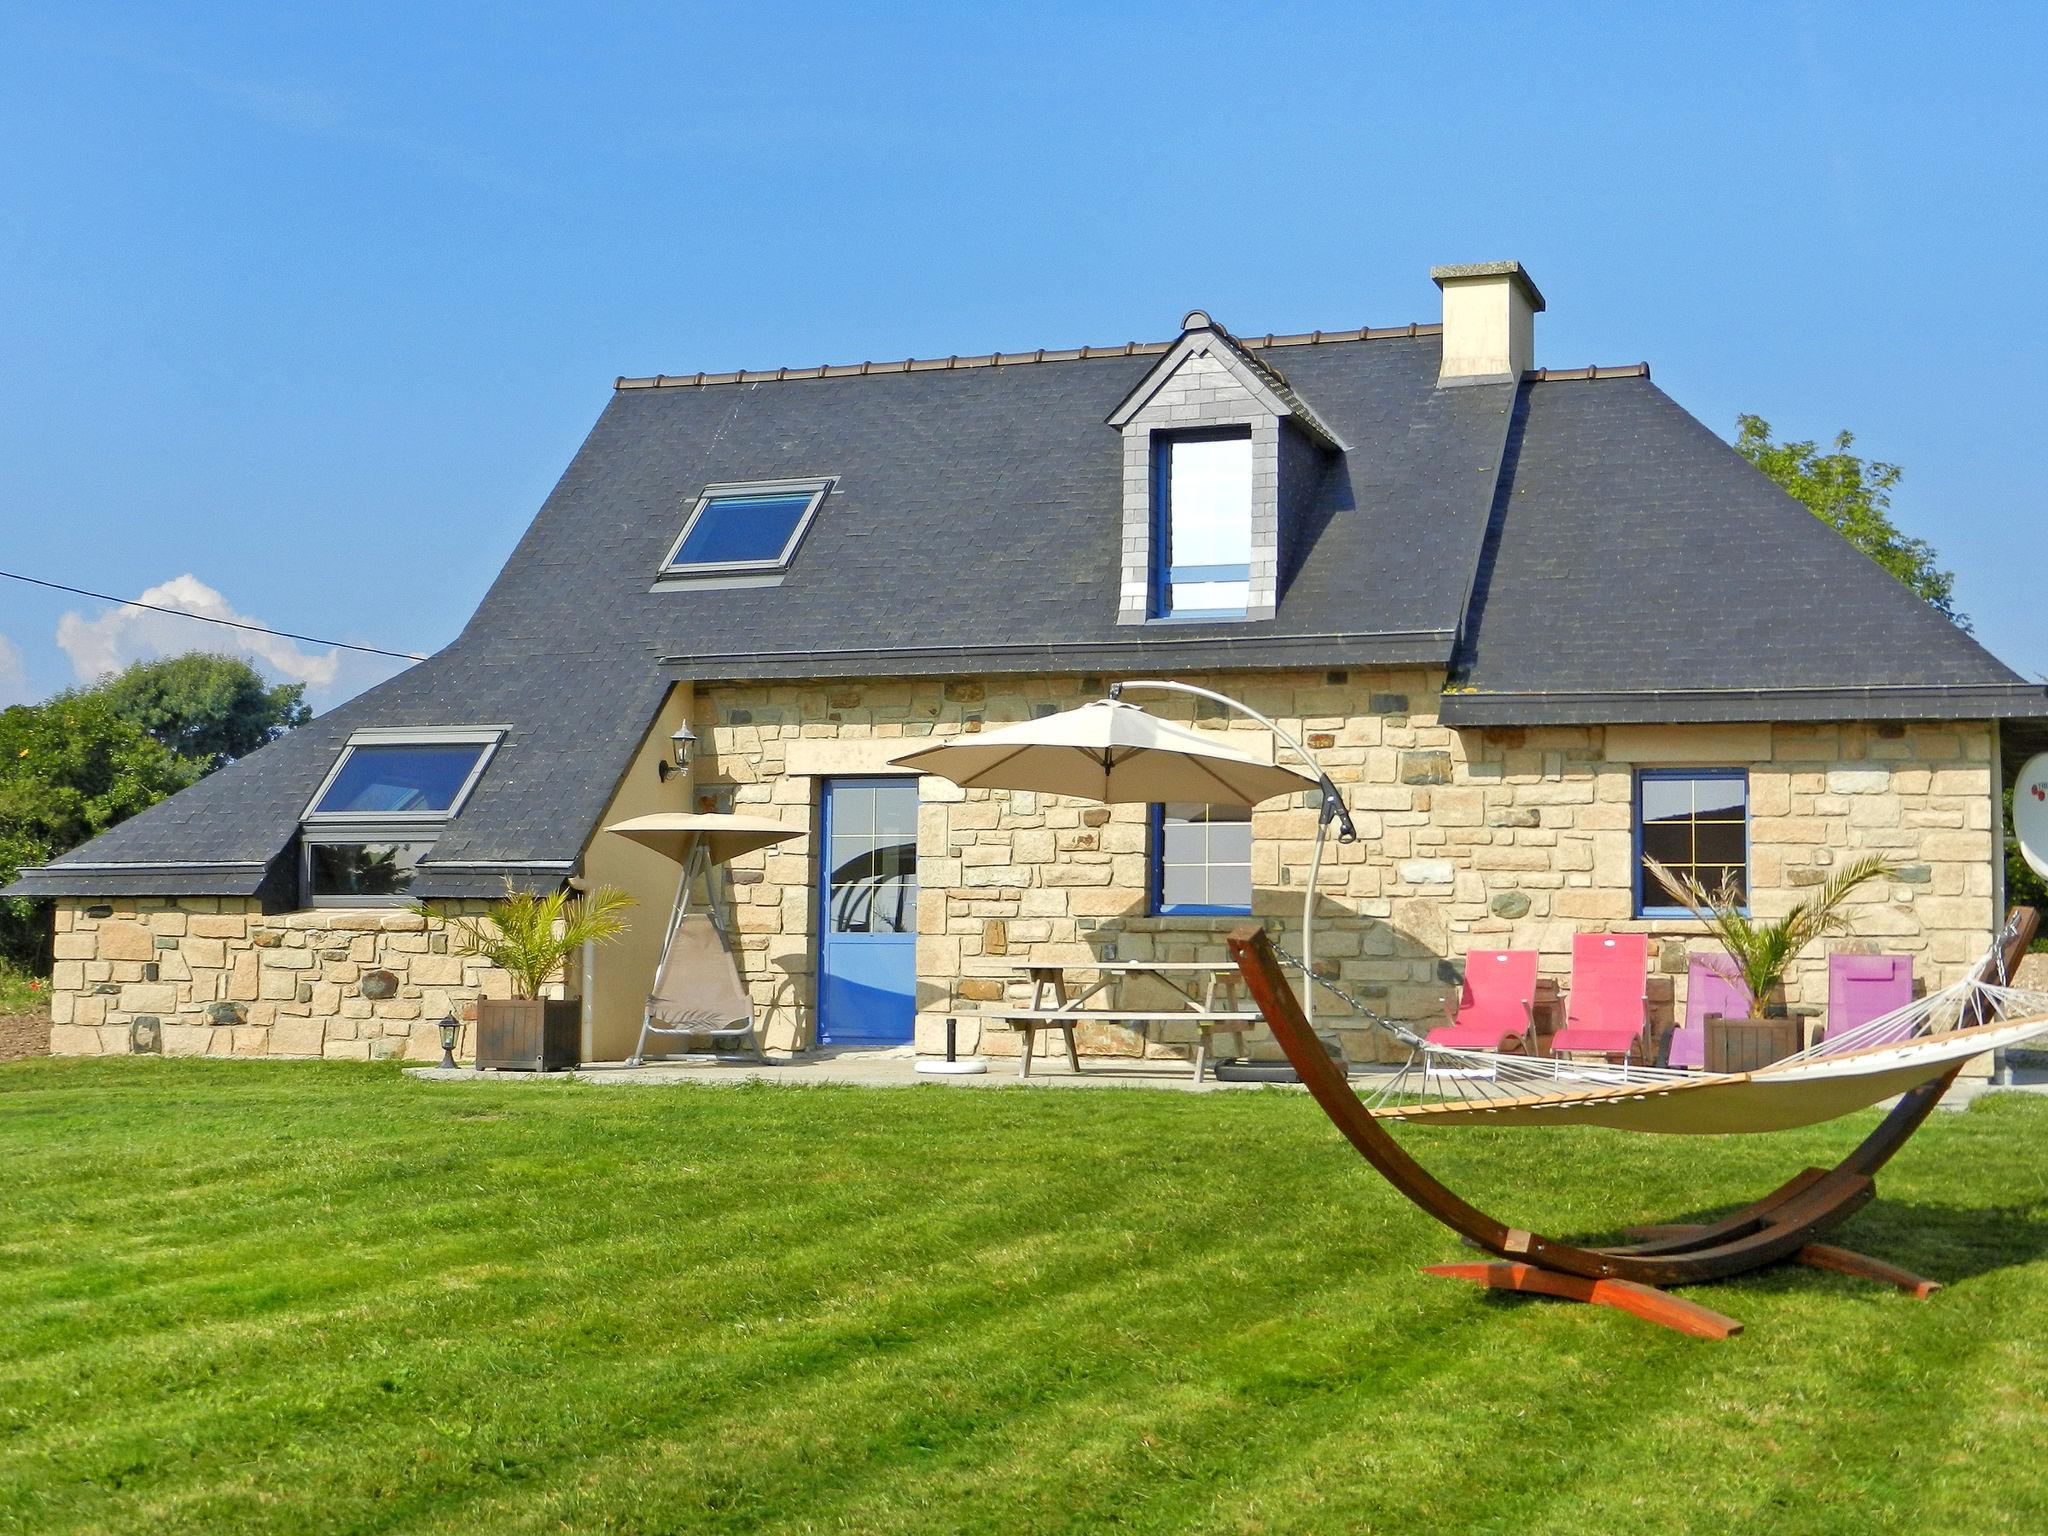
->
[45, 668, 2003, 1068]
[579, 680, 700, 1062]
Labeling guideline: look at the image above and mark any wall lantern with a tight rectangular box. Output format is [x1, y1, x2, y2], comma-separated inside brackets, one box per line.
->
[657, 723, 697, 783]
[438, 1014, 460, 1071]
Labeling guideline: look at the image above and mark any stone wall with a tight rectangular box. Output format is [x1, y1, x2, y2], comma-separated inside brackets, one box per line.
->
[688, 669, 2000, 1065]
[46, 899, 519, 1061]
[44, 667, 2003, 1067]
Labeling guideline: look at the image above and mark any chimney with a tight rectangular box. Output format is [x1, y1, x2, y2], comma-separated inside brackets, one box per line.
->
[1431, 261, 1545, 384]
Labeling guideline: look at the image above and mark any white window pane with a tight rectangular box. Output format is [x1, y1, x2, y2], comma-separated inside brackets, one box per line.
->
[1169, 578, 1250, 614]
[1168, 437, 1252, 566]
[1639, 777, 1693, 824]
[1210, 862, 1252, 909]
[1161, 863, 1208, 909]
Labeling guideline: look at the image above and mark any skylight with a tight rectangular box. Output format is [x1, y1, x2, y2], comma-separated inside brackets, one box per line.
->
[660, 478, 834, 576]
[304, 729, 502, 822]
[300, 728, 504, 907]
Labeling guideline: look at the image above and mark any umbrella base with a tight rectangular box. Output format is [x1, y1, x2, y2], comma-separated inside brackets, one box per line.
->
[1211, 1033, 1346, 1084]
[915, 1057, 989, 1076]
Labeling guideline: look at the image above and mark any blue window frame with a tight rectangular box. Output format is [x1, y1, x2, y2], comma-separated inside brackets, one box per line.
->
[1634, 769, 1749, 917]
[1152, 430, 1251, 619]
[1149, 802, 1254, 916]
[660, 478, 833, 575]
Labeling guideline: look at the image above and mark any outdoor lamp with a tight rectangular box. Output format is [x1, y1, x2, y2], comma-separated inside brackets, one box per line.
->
[437, 1014, 459, 1071]
[657, 723, 696, 782]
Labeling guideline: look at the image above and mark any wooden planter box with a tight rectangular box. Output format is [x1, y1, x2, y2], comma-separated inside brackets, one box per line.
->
[475, 998, 581, 1073]
[1703, 1013, 1799, 1074]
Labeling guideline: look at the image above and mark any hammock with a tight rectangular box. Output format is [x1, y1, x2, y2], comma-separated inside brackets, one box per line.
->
[1313, 932, 2048, 1135]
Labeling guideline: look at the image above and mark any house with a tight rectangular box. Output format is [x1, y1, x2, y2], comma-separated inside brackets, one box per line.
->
[14, 261, 2048, 1066]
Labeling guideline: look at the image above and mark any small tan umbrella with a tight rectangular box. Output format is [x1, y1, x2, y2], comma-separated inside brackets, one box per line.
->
[887, 698, 1316, 807]
[603, 812, 804, 866]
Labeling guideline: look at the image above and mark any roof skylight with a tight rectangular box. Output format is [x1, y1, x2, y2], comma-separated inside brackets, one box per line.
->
[304, 729, 503, 822]
[659, 478, 834, 576]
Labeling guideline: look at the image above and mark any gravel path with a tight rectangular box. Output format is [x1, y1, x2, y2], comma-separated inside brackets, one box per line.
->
[0, 1011, 51, 1062]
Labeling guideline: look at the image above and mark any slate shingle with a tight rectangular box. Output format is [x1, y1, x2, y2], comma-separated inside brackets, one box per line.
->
[12, 332, 2037, 900]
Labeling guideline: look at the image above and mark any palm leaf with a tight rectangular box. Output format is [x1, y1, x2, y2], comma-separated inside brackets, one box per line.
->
[1644, 853, 1898, 1013]
[415, 881, 635, 998]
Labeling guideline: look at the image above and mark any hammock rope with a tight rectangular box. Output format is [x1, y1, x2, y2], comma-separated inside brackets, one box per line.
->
[1267, 923, 2048, 1133]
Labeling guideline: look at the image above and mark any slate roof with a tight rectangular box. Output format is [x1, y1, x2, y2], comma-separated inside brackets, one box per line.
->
[1439, 375, 2045, 724]
[11, 318, 2042, 901]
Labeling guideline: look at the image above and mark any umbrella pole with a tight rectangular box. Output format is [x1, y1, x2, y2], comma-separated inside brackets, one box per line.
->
[1108, 681, 1358, 1027]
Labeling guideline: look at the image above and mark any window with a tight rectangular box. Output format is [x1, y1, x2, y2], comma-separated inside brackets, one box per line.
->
[660, 478, 833, 576]
[303, 840, 433, 902]
[1151, 802, 1254, 915]
[300, 728, 503, 906]
[824, 779, 918, 935]
[311, 743, 491, 817]
[1635, 769, 1748, 917]
[1153, 431, 1251, 618]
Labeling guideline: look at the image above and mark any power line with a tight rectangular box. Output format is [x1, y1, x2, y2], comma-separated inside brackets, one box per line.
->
[0, 569, 429, 663]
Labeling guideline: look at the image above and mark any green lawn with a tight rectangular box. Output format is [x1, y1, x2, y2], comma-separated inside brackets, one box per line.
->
[0, 959, 43, 1015]
[3, 1061, 2045, 1535]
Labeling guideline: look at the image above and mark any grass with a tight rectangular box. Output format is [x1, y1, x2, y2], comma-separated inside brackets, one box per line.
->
[0, 959, 44, 1014]
[2, 1061, 2045, 1535]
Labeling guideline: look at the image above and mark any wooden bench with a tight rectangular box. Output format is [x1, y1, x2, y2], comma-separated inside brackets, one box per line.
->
[957, 1009, 1264, 1081]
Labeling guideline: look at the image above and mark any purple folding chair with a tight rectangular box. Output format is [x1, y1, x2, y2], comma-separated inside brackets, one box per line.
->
[1667, 954, 1751, 1070]
[1822, 954, 1915, 1051]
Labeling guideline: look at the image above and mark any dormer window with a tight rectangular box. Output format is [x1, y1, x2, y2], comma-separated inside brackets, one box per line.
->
[658, 478, 834, 581]
[300, 727, 503, 905]
[1108, 312, 1343, 627]
[1155, 430, 1252, 619]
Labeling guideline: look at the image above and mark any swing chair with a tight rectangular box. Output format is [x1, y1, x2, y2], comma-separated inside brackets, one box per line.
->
[603, 813, 805, 1066]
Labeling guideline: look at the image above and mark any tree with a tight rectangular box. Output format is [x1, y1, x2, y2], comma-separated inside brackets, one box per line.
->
[96, 653, 311, 769]
[1734, 415, 1966, 628]
[2005, 786, 2048, 932]
[0, 692, 202, 968]
[1, 653, 315, 970]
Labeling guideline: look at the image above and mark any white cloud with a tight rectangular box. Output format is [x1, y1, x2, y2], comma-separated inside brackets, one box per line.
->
[56, 573, 343, 694]
[0, 633, 27, 708]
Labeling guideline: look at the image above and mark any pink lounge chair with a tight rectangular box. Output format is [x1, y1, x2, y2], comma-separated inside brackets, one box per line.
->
[1551, 933, 1649, 1060]
[1666, 954, 1751, 1070]
[1821, 954, 1915, 1051]
[1428, 950, 1539, 1053]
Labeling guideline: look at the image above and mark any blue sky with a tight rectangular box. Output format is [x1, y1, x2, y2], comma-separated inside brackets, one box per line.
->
[2, 3, 2042, 712]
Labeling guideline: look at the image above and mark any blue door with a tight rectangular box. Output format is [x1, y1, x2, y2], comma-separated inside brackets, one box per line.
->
[817, 777, 919, 1045]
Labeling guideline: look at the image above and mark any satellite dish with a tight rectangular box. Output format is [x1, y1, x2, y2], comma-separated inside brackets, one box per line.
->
[2016, 753, 2048, 882]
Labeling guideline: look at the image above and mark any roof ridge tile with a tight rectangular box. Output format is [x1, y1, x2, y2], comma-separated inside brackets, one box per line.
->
[615, 322, 1445, 391]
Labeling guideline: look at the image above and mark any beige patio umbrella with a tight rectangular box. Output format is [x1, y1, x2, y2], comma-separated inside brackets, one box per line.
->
[603, 812, 804, 867]
[887, 698, 1317, 807]
[891, 686, 1350, 1039]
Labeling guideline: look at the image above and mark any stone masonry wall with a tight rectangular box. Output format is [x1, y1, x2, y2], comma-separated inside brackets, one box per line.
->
[691, 670, 2000, 1065]
[44, 669, 1999, 1066]
[47, 900, 519, 1061]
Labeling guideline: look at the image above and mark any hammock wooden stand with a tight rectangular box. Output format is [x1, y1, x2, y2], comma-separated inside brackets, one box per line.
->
[1224, 908, 2039, 1340]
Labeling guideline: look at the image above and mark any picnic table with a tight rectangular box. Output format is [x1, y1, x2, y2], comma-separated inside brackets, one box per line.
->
[971, 959, 1262, 1082]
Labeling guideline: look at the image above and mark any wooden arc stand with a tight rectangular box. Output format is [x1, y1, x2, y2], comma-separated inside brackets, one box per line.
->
[1224, 908, 2038, 1340]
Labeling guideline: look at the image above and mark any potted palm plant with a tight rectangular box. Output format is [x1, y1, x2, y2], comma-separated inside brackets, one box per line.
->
[418, 883, 634, 1072]
[1645, 854, 1898, 1072]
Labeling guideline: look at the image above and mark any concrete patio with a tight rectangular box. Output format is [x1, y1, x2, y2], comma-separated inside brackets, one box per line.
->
[403, 1043, 1382, 1092]
[401, 1046, 2048, 1110]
